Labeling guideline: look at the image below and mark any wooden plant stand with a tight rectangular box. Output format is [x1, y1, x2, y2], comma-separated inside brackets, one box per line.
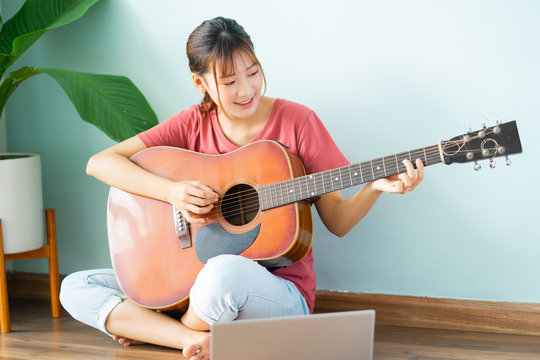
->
[0, 209, 61, 333]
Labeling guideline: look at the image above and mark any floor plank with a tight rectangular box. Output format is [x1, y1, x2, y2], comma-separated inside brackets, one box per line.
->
[2, 298, 540, 359]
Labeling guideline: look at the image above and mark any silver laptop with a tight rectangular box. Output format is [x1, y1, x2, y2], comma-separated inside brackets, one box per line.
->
[211, 310, 375, 360]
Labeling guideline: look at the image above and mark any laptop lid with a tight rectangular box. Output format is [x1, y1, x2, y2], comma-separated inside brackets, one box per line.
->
[210, 310, 375, 360]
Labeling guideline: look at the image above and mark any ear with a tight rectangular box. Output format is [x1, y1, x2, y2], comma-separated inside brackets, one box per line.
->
[192, 73, 206, 93]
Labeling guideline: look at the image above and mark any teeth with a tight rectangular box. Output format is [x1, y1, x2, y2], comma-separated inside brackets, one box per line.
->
[237, 98, 251, 104]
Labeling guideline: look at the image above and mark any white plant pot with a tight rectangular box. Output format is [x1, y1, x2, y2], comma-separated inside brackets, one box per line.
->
[0, 154, 45, 254]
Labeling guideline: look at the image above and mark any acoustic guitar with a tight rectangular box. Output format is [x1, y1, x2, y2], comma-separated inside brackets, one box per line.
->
[107, 121, 522, 312]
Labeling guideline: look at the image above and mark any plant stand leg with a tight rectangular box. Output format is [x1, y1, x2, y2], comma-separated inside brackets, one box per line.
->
[46, 209, 61, 318]
[0, 219, 11, 333]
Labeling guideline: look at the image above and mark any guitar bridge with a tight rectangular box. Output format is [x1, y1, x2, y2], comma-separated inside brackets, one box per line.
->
[173, 206, 192, 249]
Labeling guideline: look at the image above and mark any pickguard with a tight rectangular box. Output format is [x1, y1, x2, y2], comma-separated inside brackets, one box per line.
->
[194, 222, 261, 263]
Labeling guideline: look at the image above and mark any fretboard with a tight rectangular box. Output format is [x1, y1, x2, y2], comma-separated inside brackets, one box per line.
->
[258, 144, 443, 211]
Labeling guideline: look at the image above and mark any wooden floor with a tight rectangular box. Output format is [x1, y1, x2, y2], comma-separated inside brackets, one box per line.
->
[2, 298, 540, 359]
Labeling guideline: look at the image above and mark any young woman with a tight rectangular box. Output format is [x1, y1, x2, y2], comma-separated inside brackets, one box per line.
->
[60, 17, 424, 360]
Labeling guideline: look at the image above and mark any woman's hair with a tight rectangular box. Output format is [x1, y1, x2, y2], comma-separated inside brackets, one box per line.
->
[186, 17, 266, 113]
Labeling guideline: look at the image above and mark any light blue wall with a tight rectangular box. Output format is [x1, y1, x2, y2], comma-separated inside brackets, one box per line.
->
[3, 0, 539, 302]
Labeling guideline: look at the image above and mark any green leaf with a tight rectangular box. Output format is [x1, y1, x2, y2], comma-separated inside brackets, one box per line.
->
[39, 68, 158, 142]
[0, 0, 99, 75]
[0, 66, 41, 114]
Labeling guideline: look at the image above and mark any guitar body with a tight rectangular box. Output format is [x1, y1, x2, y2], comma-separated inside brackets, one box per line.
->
[107, 140, 313, 312]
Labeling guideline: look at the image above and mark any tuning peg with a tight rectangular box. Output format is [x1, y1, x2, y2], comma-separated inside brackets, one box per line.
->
[505, 155, 512, 166]
[482, 123, 487, 129]
[489, 159, 496, 168]
[474, 161, 482, 171]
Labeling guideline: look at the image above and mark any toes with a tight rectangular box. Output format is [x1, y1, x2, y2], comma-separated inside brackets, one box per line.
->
[183, 343, 199, 358]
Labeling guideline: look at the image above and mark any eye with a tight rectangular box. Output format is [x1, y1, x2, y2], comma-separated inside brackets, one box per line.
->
[222, 80, 235, 86]
[249, 70, 259, 77]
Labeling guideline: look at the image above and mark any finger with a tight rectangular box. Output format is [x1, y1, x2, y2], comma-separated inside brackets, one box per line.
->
[415, 159, 425, 183]
[398, 172, 413, 191]
[395, 180, 404, 193]
[184, 193, 217, 207]
[185, 203, 214, 216]
[189, 182, 219, 200]
[183, 211, 207, 224]
[402, 160, 417, 180]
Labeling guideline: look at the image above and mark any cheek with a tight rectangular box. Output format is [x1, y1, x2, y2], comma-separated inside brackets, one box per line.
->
[251, 75, 263, 91]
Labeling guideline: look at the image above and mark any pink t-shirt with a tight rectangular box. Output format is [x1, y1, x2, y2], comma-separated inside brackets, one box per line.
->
[138, 98, 349, 312]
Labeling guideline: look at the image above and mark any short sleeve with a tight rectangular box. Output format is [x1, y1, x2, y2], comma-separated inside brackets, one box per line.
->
[297, 111, 350, 175]
[137, 105, 201, 148]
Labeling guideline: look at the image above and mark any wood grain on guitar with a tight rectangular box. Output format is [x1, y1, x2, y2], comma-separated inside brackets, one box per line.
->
[107, 121, 522, 312]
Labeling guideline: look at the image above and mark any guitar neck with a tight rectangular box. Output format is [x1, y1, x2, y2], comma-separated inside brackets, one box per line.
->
[259, 143, 444, 210]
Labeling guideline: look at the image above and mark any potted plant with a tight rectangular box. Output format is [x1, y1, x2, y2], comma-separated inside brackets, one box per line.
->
[0, 0, 157, 254]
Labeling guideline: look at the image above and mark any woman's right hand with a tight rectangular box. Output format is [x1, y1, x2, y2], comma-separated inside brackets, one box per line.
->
[166, 181, 219, 224]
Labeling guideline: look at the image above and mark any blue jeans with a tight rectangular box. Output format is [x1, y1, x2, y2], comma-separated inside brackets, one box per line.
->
[60, 254, 309, 336]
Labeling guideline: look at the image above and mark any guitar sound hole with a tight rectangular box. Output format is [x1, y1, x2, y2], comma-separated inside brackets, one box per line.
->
[221, 184, 259, 226]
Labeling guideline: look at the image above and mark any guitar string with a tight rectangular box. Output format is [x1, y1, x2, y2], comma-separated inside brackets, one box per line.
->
[215, 143, 493, 207]
[215, 129, 500, 204]
[187, 148, 494, 221]
[207, 128, 499, 206]
[204, 143, 499, 221]
[181, 131, 502, 222]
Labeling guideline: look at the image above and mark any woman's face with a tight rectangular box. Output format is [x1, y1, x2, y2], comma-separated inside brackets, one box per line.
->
[196, 52, 263, 121]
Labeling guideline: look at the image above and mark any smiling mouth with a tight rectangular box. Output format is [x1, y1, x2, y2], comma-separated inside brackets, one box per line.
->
[234, 97, 253, 105]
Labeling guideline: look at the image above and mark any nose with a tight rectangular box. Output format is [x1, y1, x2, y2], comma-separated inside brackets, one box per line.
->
[236, 76, 251, 98]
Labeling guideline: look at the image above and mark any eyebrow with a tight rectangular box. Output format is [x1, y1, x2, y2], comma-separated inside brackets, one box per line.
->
[218, 62, 257, 80]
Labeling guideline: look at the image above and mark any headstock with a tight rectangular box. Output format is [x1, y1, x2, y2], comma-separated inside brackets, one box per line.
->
[442, 121, 522, 169]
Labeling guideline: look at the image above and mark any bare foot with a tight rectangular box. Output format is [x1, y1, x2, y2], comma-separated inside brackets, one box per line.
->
[113, 335, 145, 347]
[183, 333, 211, 360]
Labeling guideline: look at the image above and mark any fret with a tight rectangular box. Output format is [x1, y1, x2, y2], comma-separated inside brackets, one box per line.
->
[312, 173, 321, 197]
[259, 186, 266, 210]
[341, 166, 352, 189]
[302, 175, 309, 200]
[382, 157, 387, 177]
[285, 179, 293, 203]
[371, 158, 385, 180]
[361, 162, 373, 182]
[320, 170, 330, 192]
[330, 168, 342, 191]
[318, 172, 325, 195]
[308, 175, 314, 197]
[352, 163, 363, 185]
[277, 181, 284, 206]
[354, 163, 363, 184]
[291, 179, 298, 201]
[292, 177, 300, 202]
[410, 148, 426, 167]
[383, 155, 397, 176]
[395, 151, 409, 173]
[272, 183, 279, 208]
[426, 145, 440, 166]
[422, 147, 428, 166]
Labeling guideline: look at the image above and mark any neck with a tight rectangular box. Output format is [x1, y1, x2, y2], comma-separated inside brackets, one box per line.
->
[217, 97, 274, 147]
[259, 143, 444, 211]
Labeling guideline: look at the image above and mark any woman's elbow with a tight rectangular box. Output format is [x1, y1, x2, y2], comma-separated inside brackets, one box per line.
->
[86, 153, 101, 177]
[326, 223, 350, 238]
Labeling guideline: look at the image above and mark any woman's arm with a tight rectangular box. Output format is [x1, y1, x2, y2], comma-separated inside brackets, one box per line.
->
[86, 136, 218, 223]
[315, 159, 424, 237]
